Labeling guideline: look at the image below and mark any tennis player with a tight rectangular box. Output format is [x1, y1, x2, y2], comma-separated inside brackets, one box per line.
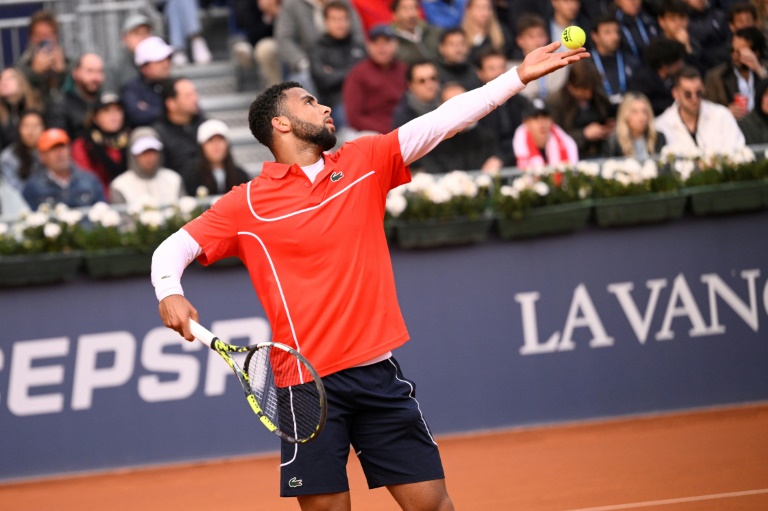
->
[152, 41, 588, 511]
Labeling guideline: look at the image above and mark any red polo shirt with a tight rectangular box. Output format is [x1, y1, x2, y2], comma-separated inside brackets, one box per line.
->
[184, 131, 411, 377]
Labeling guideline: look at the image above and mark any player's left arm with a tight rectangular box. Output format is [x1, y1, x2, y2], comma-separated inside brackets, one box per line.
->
[397, 42, 589, 165]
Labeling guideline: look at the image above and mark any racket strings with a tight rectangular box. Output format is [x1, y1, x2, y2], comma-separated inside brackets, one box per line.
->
[246, 346, 323, 442]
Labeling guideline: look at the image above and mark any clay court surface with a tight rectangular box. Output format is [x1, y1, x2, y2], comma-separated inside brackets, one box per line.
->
[2, 404, 767, 510]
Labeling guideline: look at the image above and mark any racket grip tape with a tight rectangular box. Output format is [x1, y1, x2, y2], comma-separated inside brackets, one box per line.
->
[189, 319, 218, 348]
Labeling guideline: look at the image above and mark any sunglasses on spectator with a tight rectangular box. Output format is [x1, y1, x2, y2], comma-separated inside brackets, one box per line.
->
[414, 76, 439, 84]
[682, 90, 704, 99]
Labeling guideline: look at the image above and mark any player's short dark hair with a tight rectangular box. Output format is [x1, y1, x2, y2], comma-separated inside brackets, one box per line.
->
[439, 27, 465, 45]
[591, 12, 620, 33]
[728, 1, 757, 24]
[645, 37, 686, 71]
[323, 0, 349, 18]
[515, 14, 547, 36]
[406, 59, 438, 82]
[658, 0, 688, 17]
[673, 65, 702, 87]
[248, 81, 302, 150]
[734, 26, 766, 59]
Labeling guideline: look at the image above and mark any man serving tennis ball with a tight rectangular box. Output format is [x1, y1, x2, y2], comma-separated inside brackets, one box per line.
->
[153, 39, 588, 511]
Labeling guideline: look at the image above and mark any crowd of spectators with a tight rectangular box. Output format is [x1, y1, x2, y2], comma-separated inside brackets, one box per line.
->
[3, 0, 768, 218]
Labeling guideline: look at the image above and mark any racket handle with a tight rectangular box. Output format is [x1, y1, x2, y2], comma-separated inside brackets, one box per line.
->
[189, 319, 217, 348]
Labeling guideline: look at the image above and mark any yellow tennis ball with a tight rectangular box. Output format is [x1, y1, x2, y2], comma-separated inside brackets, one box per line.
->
[561, 26, 586, 50]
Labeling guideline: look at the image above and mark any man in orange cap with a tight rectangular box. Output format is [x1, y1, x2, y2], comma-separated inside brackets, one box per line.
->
[22, 128, 104, 209]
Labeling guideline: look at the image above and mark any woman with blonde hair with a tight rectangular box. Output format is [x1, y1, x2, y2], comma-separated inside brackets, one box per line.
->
[462, 0, 513, 64]
[606, 92, 666, 159]
[0, 68, 43, 151]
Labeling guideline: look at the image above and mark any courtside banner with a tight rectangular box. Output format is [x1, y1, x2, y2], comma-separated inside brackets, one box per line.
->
[1, 211, 767, 481]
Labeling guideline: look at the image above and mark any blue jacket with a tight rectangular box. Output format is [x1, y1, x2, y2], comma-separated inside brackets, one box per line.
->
[121, 76, 165, 128]
[22, 164, 105, 210]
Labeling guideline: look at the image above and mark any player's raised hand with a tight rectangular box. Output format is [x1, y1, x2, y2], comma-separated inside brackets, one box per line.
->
[517, 42, 590, 85]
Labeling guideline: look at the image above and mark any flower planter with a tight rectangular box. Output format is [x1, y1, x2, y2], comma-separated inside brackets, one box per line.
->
[686, 180, 768, 216]
[0, 251, 82, 287]
[83, 248, 153, 279]
[395, 216, 493, 249]
[496, 200, 592, 240]
[593, 192, 687, 227]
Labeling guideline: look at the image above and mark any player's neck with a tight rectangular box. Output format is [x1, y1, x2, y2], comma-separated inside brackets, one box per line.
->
[272, 142, 325, 167]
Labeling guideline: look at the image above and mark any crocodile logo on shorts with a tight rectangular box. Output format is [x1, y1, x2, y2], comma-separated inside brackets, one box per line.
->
[289, 477, 303, 488]
[330, 171, 344, 182]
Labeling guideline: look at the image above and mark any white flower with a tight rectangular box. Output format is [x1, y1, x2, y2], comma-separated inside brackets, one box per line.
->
[674, 159, 695, 181]
[88, 202, 111, 223]
[43, 222, 62, 239]
[425, 183, 452, 204]
[178, 196, 198, 215]
[576, 161, 600, 177]
[406, 172, 436, 193]
[54, 203, 70, 218]
[578, 187, 589, 199]
[730, 146, 755, 165]
[512, 174, 534, 191]
[139, 210, 165, 228]
[128, 195, 158, 215]
[0, 222, 8, 236]
[475, 174, 492, 188]
[615, 172, 632, 187]
[163, 207, 177, 219]
[100, 209, 122, 228]
[386, 192, 407, 217]
[500, 185, 519, 199]
[533, 181, 550, 196]
[196, 186, 209, 198]
[25, 211, 49, 227]
[60, 210, 84, 227]
[640, 160, 658, 180]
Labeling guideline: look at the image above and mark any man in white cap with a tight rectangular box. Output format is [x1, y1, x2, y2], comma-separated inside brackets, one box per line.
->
[109, 126, 185, 208]
[120, 36, 174, 127]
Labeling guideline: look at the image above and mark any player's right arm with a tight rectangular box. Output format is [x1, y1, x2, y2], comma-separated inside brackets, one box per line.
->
[152, 228, 203, 341]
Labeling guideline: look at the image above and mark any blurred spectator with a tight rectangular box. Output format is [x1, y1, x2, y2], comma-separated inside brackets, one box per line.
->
[22, 128, 104, 209]
[546, 60, 615, 158]
[47, 53, 106, 139]
[0, 68, 43, 151]
[276, 0, 365, 93]
[421, 0, 467, 29]
[738, 77, 768, 142]
[754, 0, 768, 41]
[513, 98, 579, 170]
[418, 83, 499, 172]
[109, 127, 184, 207]
[505, 0, 550, 60]
[390, 0, 443, 65]
[392, 59, 441, 128]
[230, 0, 282, 88]
[476, 49, 532, 167]
[107, 14, 154, 92]
[0, 173, 29, 219]
[704, 27, 767, 120]
[614, 0, 659, 59]
[121, 36, 174, 127]
[181, 119, 249, 196]
[629, 37, 686, 115]
[589, 12, 641, 106]
[342, 25, 407, 135]
[310, 1, 367, 128]
[436, 28, 482, 90]
[682, 0, 730, 70]
[70, 92, 129, 198]
[164, 0, 212, 65]
[16, 10, 71, 104]
[511, 14, 568, 101]
[0, 110, 45, 193]
[462, 0, 514, 62]
[728, 1, 758, 31]
[656, 0, 707, 72]
[549, 0, 587, 53]
[153, 78, 205, 173]
[655, 66, 746, 153]
[351, 0, 393, 32]
[606, 92, 667, 157]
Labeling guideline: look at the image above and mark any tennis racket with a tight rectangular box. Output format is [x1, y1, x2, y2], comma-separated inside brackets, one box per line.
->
[189, 319, 327, 443]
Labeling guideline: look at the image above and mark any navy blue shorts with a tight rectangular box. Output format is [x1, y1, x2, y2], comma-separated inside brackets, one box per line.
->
[279, 357, 444, 497]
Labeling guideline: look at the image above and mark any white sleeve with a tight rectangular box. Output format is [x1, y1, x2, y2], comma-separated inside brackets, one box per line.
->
[397, 67, 526, 165]
[151, 228, 203, 301]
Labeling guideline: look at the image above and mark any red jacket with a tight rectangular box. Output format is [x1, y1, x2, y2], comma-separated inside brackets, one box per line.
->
[343, 58, 407, 134]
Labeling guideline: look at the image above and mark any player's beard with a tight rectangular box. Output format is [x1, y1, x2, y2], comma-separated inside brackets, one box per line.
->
[289, 115, 337, 152]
